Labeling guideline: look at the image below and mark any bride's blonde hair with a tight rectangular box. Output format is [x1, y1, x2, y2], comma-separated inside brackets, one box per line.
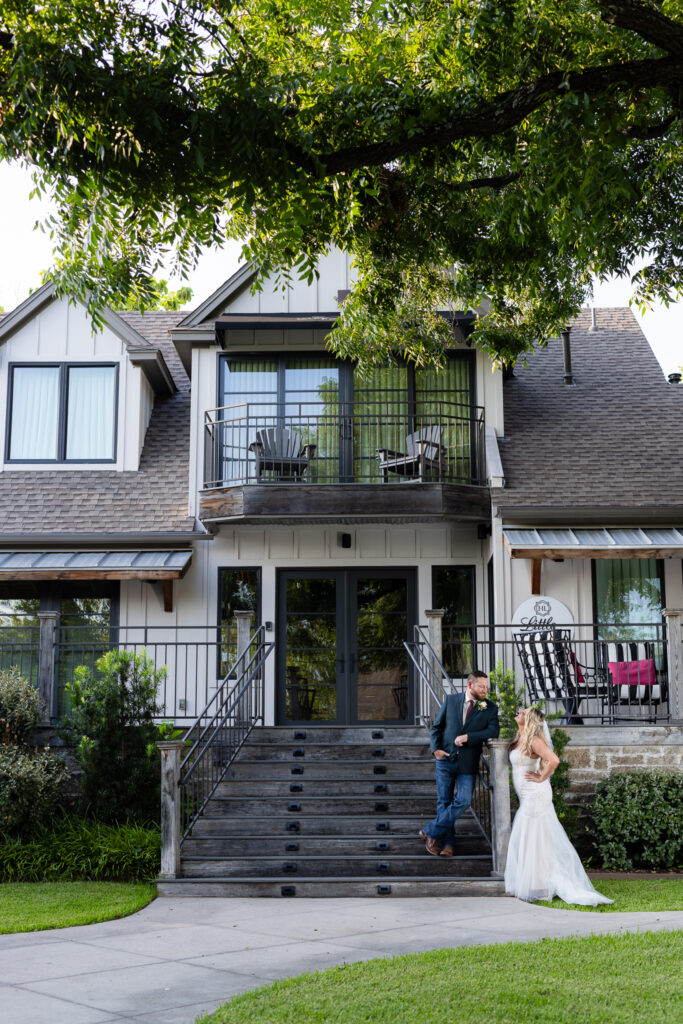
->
[519, 706, 547, 759]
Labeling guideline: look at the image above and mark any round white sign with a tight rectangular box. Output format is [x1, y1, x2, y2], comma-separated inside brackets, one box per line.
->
[511, 596, 574, 631]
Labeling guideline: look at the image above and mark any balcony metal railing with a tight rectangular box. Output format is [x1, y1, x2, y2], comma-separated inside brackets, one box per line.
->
[203, 399, 486, 488]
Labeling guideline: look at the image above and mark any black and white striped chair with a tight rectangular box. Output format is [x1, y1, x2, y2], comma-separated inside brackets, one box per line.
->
[514, 628, 610, 723]
[598, 640, 668, 720]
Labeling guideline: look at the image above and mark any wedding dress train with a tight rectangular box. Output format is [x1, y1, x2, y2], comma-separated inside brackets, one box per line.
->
[504, 747, 612, 905]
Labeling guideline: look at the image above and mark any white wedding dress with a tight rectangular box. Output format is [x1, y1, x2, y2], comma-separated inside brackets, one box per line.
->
[505, 748, 612, 905]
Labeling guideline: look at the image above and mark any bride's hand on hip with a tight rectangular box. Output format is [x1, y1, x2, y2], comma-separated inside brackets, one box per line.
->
[523, 770, 544, 783]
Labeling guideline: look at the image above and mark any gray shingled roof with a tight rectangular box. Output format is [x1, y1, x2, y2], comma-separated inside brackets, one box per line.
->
[0, 307, 195, 538]
[497, 308, 683, 522]
[117, 310, 190, 391]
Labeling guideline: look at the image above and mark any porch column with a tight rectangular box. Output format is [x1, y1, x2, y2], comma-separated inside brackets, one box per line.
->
[37, 611, 59, 723]
[424, 608, 445, 681]
[157, 739, 186, 879]
[234, 610, 254, 720]
[488, 738, 512, 878]
[663, 609, 683, 722]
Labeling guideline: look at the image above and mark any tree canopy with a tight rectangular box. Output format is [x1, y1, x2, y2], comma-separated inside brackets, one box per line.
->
[1, 1, 682, 368]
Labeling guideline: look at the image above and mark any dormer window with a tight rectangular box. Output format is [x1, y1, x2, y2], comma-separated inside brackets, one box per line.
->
[6, 363, 118, 463]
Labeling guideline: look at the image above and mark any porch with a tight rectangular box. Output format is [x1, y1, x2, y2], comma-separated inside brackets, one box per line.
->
[3, 612, 681, 728]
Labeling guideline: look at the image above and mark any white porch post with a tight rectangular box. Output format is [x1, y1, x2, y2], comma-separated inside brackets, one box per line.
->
[234, 610, 254, 719]
[157, 739, 186, 879]
[488, 738, 511, 878]
[424, 608, 445, 679]
[663, 609, 683, 722]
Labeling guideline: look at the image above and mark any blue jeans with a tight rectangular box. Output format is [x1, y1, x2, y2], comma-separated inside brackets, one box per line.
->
[424, 762, 476, 845]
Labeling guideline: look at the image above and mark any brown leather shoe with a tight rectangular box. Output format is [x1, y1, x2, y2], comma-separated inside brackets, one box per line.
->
[419, 831, 443, 856]
[440, 844, 455, 857]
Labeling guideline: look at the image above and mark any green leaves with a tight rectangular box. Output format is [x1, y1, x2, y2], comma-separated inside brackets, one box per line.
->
[2, 1, 683, 361]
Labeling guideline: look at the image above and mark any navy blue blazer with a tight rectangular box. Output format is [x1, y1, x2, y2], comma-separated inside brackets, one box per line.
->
[429, 693, 500, 774]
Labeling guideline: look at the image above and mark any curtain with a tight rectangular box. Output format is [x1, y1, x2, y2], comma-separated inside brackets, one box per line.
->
[416, 358, 472, 482]
[595, 559, 662, 642]
[353, 364, 408, 481]
[9, 366, 60, 460]
[65, 366, 116, 460]
[285, 357, 339, 481]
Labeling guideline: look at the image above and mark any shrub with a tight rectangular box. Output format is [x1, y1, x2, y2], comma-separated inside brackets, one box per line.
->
[0, 813, 160, 881]
[0, 745, 70, 837]
[548, 727, 577, 839]
[593, 769, 683, 870]
[62, 649, 165, 824]
[488, 662, 526, 738]
[0, 666, 42, 746]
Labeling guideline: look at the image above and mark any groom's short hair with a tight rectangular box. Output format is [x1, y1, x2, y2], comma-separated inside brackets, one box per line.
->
[467, 670, 488, 685]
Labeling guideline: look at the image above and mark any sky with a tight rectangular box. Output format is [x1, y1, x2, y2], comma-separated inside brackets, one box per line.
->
[1, 162, 682, 376]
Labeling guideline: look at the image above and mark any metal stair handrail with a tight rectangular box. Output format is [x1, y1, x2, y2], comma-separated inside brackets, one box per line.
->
[404, 623, 451, 727]
[179, 626, 274, 841]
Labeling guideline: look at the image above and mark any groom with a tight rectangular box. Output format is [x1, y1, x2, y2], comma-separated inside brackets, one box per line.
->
[419, 670, 499, 857]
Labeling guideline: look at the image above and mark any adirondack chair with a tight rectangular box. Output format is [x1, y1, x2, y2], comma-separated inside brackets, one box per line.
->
[375, 425, 445, 482]
[248, 427, 316, 480]
[597, 639, 668, 721]
[514, 628, 611, 724]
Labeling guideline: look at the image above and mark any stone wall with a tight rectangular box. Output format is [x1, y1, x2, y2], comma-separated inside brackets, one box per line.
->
[557, 725, 683, 852]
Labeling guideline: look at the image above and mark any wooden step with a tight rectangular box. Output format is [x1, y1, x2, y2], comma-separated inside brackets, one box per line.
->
[180, 855, 492, 879]
[212, 778, 437, 797]
[244, 727, 427, 744]
[182, 834, 487, 857]
[236, 743, 431, 761]
[187, 814, 475, 836]
[222, 760, 436, 780]
[158, 877, 506, 898]
[203, 795, 442, 815]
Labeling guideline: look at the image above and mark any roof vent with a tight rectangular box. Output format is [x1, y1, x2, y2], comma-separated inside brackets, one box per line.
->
[667, 372, 682, 384]
[561, 327, 574, 386]
[588, 307, 598, 332]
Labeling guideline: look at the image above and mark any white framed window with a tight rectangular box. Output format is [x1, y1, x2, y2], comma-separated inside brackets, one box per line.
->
[6, 363, 118, 463]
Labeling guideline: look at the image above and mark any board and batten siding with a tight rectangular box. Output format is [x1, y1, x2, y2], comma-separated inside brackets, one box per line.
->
[119, 523, 490, 724]
[0, 294, 152, 471]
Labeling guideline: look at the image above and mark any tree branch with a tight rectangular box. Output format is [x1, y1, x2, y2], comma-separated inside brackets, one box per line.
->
[318, 57, 683, 174]
[597, 1, 683, 58]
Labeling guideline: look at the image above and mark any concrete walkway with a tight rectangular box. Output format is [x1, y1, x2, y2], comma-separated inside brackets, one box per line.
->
[1, 897, 681, 1024]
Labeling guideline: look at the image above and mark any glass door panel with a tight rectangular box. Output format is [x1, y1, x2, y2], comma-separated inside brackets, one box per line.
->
[278, 569, 414, 724]
[285, 357, 340, 483]
[352, 365, 408, 482]
[283, 576, 338, 721]
[354, 576, 410, 721]
[416, 358, 472, 482]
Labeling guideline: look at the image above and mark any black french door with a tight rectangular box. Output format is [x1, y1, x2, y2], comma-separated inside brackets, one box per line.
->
[276, 568, 416, 725]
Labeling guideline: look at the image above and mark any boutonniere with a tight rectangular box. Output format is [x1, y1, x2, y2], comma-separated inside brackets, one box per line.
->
[477, 700, 487, 711]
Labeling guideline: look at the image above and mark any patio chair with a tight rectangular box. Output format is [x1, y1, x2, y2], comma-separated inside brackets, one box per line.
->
[376, 425, 445, 483]
[249, 427, 316, 481]
[597, 640, 668, 722]
[513, 628, 610, 724]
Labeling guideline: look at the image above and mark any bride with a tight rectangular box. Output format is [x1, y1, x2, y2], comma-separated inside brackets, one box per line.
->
[505, 706, 612, 905]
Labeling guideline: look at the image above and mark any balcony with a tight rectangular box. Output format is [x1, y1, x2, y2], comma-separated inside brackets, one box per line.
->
[199, 400, 489, 524]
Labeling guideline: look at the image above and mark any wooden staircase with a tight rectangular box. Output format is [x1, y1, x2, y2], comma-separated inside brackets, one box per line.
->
[157, 726, 504, 897]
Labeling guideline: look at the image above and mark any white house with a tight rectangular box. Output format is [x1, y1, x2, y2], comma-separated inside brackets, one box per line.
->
[1, 259, 681, 893]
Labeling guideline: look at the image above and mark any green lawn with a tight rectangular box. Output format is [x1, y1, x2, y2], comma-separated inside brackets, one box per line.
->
[0, 881, 156, 933]
[538, 877, 683, 912]
[196, 930, 683, 1024]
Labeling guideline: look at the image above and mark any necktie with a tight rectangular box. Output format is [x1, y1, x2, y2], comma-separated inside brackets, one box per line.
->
[465, 699, 474, 719]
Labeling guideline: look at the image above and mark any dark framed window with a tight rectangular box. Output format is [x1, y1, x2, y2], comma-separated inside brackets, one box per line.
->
[217, 351, 475, 484]
[6, 363, 118, 463]
[432, 565, 476, 677]
[218, 568, 261, 677]
[592, 558, 665, 642]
